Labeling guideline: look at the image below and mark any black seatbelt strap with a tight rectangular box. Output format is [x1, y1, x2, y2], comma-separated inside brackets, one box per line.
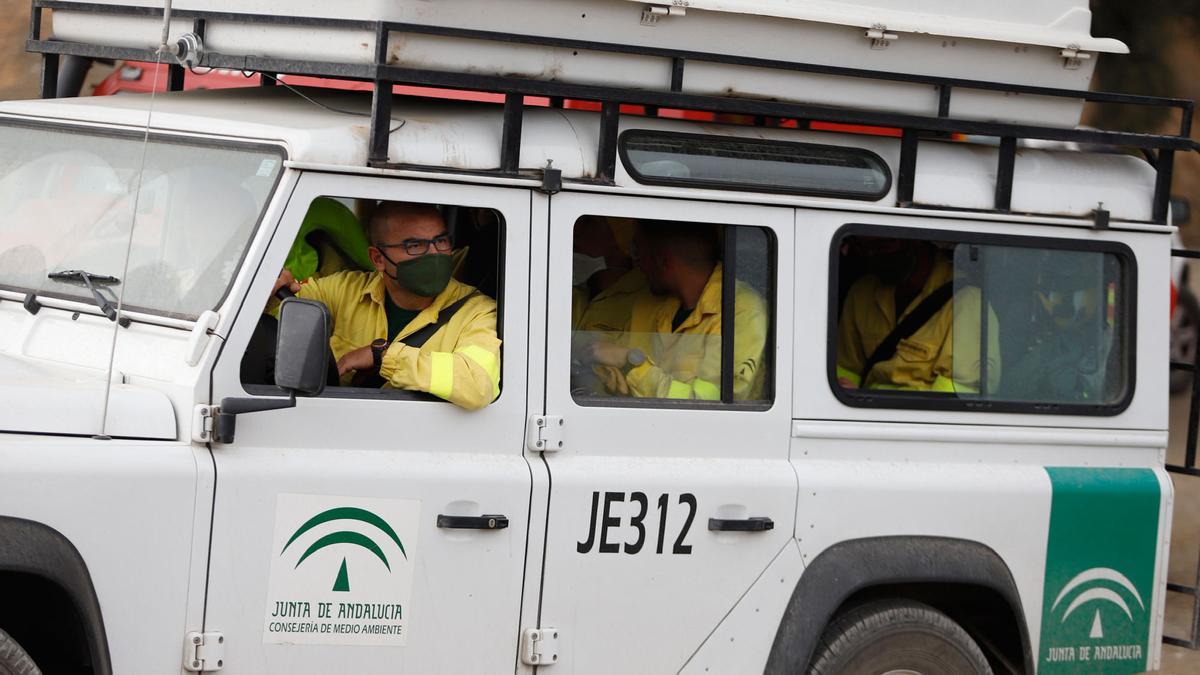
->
[859, 281, 954, 385]
[398, 290, 480, 349]
[352, 291, 480, 388]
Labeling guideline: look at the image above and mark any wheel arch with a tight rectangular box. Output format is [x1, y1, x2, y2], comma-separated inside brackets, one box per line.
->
[0, 516, 111, 675]
[764, 535, 1033, 675]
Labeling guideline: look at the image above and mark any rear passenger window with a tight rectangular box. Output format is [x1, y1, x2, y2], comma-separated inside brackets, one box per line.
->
[570, 216, 774, 407]
[831, 226, 1131, 414]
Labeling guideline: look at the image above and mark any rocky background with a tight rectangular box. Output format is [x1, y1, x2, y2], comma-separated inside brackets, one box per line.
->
[1086, 0, 1200, 239]
[0, 0, 41, 101]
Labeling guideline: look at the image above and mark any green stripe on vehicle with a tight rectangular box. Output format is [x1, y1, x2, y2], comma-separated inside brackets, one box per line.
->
[1038, 467, 1160, 673]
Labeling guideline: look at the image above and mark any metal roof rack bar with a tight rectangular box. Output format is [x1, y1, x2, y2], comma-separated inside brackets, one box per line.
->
[896, 130, 918, 207]
[25, 1, 1195, 120]
[1168, 247, 1200, 649]
[39, 51, 58, 100]
[28, 1, 1198, 147]
[995, 137, 1017, 212]
[25, 0, 1200, 222]
[500, 93, 525, 176]
[369, 64, 1198, 151]
[1153, 150, 1177, 224]
[28, 1, 1198, 138]
[597, 101, 620, 184]
[366, 22, 392, 167]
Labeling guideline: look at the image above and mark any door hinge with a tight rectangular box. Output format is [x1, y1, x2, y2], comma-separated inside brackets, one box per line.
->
[527, 415, 564, 452]
[641, 4, 685, 26]
[865, 24, 898, 49]
[1060, 45, 1091, 70]
[183, 632, 224, 672]
[520, 627, 560, 666]
[192, 405, 217, 444]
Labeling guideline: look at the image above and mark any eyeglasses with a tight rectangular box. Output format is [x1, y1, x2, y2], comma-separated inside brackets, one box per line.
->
[374, 233, 453, 257]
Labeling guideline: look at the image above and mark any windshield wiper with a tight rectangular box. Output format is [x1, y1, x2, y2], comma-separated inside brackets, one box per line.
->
[47, 269, 131, 327]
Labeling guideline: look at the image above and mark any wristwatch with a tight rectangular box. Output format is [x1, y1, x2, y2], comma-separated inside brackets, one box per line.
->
[371, 338, 389, 371]
[624, 348, 646, 373]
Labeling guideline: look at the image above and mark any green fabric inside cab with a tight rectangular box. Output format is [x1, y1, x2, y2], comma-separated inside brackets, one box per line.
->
[284, 197, 374, 281]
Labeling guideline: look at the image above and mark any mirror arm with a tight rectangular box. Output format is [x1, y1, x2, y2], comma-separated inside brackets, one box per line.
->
[212, 393, 297, 444]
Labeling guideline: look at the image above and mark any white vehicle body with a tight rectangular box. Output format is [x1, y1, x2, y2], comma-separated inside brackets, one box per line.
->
[0, 1, 1187, 674]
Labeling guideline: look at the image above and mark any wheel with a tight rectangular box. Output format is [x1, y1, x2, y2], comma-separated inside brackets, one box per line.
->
[808, 599, 992, 675]
[1171, 288, 1200, 394]
[0, 628, 41, 675]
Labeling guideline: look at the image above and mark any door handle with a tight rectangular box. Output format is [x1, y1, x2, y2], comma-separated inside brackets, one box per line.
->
[437, 514, 509, 530]
[708, 516, 774, 532]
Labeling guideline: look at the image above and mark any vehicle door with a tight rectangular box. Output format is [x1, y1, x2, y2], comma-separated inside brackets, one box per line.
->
[202, 172, 532, 674]
[534, 191, 796, 673]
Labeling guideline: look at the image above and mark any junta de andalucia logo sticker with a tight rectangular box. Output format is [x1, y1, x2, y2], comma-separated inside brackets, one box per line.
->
[1038, 468, 1160, 674]
[263, 494, 421, 646]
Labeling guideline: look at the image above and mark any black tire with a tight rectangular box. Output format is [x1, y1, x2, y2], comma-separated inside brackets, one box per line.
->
[0, 628, 41, 675]
[1171, 288, 1200, 394]
[808, 599, 992, 675]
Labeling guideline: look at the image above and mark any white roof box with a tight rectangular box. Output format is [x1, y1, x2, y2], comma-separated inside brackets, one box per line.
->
[47, 0, 1124, 129]
[653, 1, 1127, 53]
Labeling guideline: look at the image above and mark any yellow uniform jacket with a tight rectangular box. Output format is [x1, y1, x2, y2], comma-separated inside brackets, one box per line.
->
[836, 257, 1000, 393]
[295, 270, 501, 410]
[574, 268, 653, 334]
[621, 264, 768, 401]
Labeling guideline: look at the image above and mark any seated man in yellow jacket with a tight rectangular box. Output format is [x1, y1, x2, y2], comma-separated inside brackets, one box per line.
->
[274, 201, 501, 411]
[572, 215, 651, 335]
[587, 221, 767, 401]
[836, 237, 999, 393]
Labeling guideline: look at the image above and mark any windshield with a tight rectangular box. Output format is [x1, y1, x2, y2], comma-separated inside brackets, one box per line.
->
[0, 122, 283, 319]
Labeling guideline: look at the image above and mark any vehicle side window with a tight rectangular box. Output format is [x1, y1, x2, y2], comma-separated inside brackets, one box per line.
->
[831, 226, 1131, 414]
[619, 130, 891, 200]
[570, 215, 774, 407]
[240, 196, 505, 406]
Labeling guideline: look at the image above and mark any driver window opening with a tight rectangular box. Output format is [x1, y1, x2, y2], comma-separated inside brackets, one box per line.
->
[240, 197, 504, 410]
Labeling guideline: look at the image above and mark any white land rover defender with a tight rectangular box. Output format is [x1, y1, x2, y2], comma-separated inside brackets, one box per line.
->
[1, 1, 1198, 674]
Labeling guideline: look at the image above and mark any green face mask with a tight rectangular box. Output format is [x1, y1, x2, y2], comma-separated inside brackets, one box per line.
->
[390, 253, 454, 297]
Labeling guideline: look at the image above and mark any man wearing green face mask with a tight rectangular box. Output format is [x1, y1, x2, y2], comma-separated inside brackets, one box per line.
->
[273, 201, 501, 410]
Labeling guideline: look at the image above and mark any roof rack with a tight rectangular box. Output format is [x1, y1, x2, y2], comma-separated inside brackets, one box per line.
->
[25, 0, 1200, 224]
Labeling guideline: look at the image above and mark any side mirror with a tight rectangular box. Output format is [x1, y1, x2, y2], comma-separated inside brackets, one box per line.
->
[211, 297, 332, 445]
[276, 297, 332, 397]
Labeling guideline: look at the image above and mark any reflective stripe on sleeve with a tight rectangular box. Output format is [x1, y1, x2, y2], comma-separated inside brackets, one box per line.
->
[458, 344, 501, 400]
[932, 374, 977, 394]
[931, 375, 956, 393]
[692, 379, 720, 401]
[835, 366, 861, 387]
[430, 352, 455, 400]
[667, 380, 692, 399]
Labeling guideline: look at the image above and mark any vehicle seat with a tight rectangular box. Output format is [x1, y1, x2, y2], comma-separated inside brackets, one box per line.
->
[285, 197, 373, 281]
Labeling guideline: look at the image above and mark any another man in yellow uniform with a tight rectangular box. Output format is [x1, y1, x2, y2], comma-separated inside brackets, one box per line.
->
[571, 215, 651, 335]
[274, 201, 500, 410]
[587, 221, 767, 401]
[836, 237, 1000, 393]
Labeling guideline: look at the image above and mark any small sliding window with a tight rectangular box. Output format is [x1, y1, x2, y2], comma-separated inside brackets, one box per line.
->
[619, 130, 891, 200]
